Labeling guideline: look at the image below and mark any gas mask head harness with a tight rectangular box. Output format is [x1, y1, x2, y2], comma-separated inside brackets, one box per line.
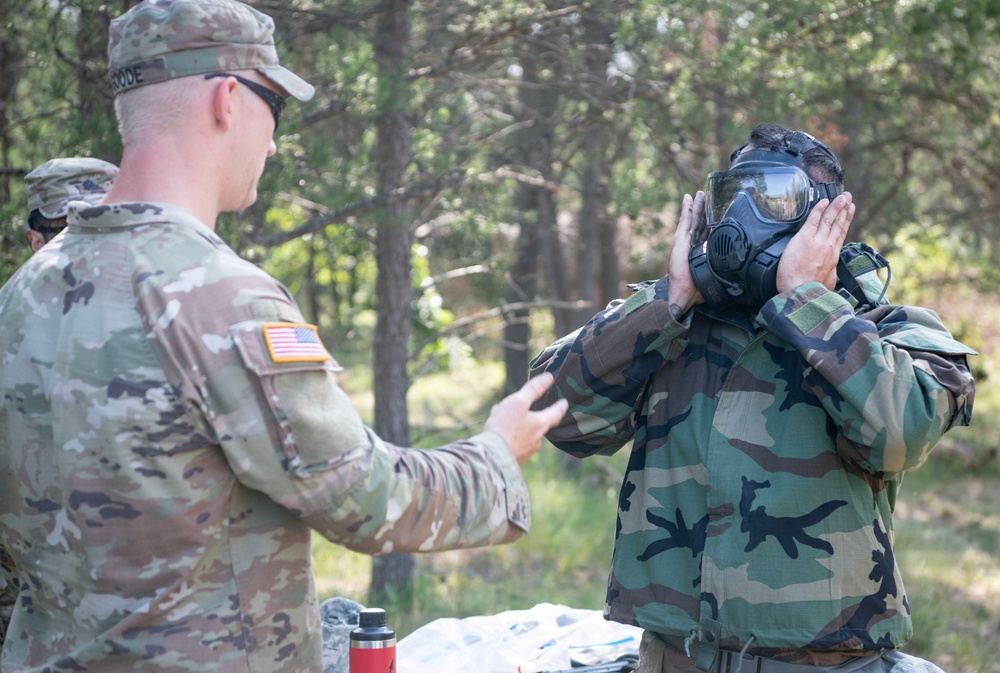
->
[688, 131, 844, 312]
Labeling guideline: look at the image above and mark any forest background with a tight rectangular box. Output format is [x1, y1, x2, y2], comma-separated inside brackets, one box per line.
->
[1, 0, 998, 670]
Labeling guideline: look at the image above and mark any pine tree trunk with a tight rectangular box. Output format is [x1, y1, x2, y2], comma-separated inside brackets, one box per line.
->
[579, 15, 616, 319]
[503, 215, 539, 395]
[369, 0, 415, 609]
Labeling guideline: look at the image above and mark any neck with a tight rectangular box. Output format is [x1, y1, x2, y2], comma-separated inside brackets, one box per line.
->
[103, 133, 224, 230]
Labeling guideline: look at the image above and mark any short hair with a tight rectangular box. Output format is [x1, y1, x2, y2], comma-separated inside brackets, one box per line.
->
[27, 210, 67, 241]
[114, 77, 195, 146]
[744, 123, 845, 186]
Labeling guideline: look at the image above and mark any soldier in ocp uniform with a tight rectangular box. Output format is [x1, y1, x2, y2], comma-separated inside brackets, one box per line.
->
[531, 124, 976, 673]
[22, 157, 118, 252]
[1, 157, 118, 649]
[0, 1, 566, 671]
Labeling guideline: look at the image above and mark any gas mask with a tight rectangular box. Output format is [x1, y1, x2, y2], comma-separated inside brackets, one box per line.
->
[688, 132, 844, 312]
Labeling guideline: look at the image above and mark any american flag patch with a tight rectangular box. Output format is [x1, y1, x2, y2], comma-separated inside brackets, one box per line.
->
[262, 323, 330, 363]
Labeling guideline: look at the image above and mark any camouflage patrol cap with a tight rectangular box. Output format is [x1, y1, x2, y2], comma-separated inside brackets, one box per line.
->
[25, 157, 118, 222]
[108, 0, 314, 102]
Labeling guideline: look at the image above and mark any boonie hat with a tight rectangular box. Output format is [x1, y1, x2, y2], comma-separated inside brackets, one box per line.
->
[108, 0, 314, 102]
[25, 157, 118, 221]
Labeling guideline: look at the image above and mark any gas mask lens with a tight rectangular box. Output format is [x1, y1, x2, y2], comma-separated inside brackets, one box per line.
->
[706, 167, 812, 225]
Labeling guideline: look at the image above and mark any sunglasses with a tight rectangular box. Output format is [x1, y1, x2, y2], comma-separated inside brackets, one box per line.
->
[205, 72, 286, 131]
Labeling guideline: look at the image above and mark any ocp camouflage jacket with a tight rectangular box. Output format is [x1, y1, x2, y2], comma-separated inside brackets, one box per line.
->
[529, 271, 975, 654]
[0, 202, 529, 673]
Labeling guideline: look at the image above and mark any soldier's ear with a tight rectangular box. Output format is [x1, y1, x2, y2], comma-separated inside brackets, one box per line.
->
[26, 230, 46, 252]
[208, 76, 239, 133]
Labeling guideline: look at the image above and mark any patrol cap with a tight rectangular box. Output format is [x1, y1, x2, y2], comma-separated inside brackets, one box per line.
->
[108, 0, 315, 102]
[25, 157, 118, 221]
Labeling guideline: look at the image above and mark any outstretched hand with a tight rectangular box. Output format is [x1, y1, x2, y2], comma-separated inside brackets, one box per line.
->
[485, 372, 569, 465]
[777, 192, 855, 294]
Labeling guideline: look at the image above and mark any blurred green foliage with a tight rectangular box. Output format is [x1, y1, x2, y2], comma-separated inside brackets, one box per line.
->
[3, 2, 998, 666]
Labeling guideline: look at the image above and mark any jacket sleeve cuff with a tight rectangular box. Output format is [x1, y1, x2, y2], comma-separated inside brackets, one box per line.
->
[481, 430, 531, 533]
[758, 281, 853, 337]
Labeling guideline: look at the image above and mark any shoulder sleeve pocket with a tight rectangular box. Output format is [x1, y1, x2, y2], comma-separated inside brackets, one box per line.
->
[230, 320, 371, 478]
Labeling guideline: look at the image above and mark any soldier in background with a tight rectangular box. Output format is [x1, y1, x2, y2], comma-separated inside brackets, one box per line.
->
[0, 156, 118, 649]
[0, 1, 566, 671]
[530, 124, 976, 673]
[22, 157, 118, 252]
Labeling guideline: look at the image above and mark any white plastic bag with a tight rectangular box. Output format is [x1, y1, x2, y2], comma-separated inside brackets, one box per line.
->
[397, 603, 642, 673]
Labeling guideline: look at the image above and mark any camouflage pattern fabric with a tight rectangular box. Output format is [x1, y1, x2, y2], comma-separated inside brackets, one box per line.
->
[635, 629, 948, 673]
[0, 201, 529, 672]
[529, 264, 975, 657]
[23, 157, 117, 223]
[0, 547, 13, 647]
[108, 0, 314, 101]
[319, 597, 365, 673]
[0, 154, 117, 642]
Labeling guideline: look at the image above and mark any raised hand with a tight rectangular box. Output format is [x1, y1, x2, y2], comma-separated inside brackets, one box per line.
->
[777, 192, 856, 294]
[666, 191, 707, 320]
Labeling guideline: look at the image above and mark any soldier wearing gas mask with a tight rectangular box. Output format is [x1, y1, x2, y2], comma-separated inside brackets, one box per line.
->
[689, 129, 848, 312]
[530, 124, 977, 673]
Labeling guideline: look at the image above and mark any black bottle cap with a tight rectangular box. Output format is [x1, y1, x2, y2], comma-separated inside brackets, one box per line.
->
[358, 608, 387, 629]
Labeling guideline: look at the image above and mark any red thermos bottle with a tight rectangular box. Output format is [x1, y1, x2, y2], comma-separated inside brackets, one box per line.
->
[350, 608, 396, 673]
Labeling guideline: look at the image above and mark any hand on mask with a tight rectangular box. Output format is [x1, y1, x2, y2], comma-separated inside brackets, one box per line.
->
[666, 191, 707, 320]
[776, 192, 855, 295]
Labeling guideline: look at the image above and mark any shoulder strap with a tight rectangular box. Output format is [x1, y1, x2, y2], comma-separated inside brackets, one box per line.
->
[836, 257, 869, 307]
[836, 242, 892, 311]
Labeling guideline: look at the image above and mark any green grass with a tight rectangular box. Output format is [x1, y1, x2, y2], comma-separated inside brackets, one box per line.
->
[312, 358, 625, 635]
[893, 460, 1000, 673]
[314, 339, 1000, 669]
[311, 418, 626, 636]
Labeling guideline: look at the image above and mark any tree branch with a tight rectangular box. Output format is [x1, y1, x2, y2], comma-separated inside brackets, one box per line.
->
[253, 170, 468, 248]
[406, 5, 582, 82]
[253, 1, 390, 37]
[411, 299, 590, 358]
[252, 161, 584, 250]
[493, 166, 577, 195]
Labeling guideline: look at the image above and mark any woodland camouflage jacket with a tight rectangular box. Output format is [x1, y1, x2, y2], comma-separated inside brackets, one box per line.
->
[0, 202, 529, 673]
[529, 269, 975, 655]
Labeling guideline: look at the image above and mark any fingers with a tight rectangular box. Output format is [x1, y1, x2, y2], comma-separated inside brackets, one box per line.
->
[674, 191, 703, 247]
[823, 194, 853, 254]
[690, 190, 707, 244]
[488, 372, 566, 428]
[807, 192, 853, 233]
[780, 192, 856, 293]
[514, 371, 555, 406]
[821, 192, 852, 231]
[832, 197, 855, 243]
[677, 193, 694, 237]
[486, 373, 569, 465]
[668, 192, 707, 309]
[691, 190, 706, 224]
[516, 372, 568, 426]
[532, 397, 569, 429]
[802, 198, 830, 229]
